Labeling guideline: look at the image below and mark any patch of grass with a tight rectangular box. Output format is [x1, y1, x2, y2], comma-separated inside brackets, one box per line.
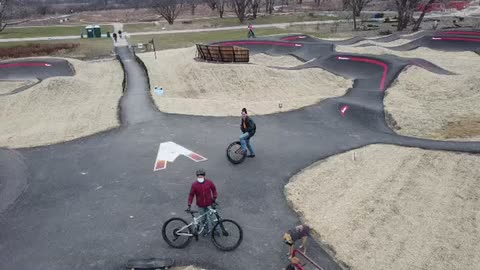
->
[0, 43, 79, 58]
[198, 14, 340, 27]
[0, 38, 113, 60]
[124, 14, 339, 33]
[0, 25, 114, 39]
[129, 28, 328, 51]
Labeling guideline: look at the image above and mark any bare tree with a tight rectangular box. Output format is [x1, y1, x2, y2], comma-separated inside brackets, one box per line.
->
[265, 0, 274, 14]
[0, 0, 12, 32]
[231, 0, 251, 23]
[343, 0, 371, 30]
[394, 0, 419, 31]
[36, 5, 49, 16]
[206, 0, 217, 10]
[187, 0, 198, 15]
[314, 0, 325, 8]
[153, 0, 184, 25]
[217, 0, 225, 18]
[412, 0, 435, 31]
[343, 0, 372, 22]
[251, 0, 260, 19]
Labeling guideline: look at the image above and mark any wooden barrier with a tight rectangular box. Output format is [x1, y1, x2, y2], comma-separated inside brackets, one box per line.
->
[196, 44, 249, 63]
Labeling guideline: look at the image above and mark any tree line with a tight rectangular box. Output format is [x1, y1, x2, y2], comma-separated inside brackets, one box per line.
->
[1, 0, 443, 34]
[151, 0, 437, 31]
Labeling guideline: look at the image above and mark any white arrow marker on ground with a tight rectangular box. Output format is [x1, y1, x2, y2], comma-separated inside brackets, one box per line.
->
[154, 141, 207, 171]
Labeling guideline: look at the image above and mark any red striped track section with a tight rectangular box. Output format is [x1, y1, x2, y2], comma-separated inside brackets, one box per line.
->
[439, 31, 480, 36]
[336, 56, 389, 91]
[280, 35, 308, 41]
[0, 62, 52, 68]
[213, 41, 303, 47]
[431, 37, 480, 42]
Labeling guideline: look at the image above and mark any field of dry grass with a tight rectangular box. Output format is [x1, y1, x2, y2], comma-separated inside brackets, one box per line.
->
[286, 144, 480, 270]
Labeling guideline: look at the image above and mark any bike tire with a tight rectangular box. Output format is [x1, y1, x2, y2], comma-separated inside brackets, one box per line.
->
[162, 217, 193, 249]
[211, 219, 243, 251]
[226, 141, 246, 165]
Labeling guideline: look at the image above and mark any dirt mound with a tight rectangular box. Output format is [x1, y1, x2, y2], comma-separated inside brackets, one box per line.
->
[138, 47, 352, 116]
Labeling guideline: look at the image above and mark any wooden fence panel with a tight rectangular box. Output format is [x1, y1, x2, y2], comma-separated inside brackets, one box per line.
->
[196, 44, 249, 63]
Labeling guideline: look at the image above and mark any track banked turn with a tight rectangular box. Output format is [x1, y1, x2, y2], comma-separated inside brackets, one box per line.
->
[1, 29, 480, 270]
[213, 29, 480, 153]
[0, 58, 75, 80]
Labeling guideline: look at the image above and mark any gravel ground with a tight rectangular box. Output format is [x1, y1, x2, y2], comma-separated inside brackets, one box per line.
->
[285, 144, 480, 270]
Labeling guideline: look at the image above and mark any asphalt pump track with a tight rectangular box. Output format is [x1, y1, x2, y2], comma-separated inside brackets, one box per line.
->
[1, 29, 479, 270]
[0, 58, 75, 96]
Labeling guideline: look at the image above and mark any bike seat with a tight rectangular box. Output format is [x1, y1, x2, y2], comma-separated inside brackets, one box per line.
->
[185, 210, 198, 214]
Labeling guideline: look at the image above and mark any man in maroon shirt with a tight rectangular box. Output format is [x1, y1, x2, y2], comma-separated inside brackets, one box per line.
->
[187, 169, 218, 235]
[247, 23, 255, 38]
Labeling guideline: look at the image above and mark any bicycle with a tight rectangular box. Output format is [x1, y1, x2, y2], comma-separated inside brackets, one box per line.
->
[161, 204, 243, 251]
[226, 141, 246, 164]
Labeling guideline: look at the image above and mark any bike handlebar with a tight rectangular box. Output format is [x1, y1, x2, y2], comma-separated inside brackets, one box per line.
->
[185, 203, 219, 215]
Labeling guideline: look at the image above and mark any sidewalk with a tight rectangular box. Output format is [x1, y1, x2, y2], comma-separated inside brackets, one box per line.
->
[113, 23, 128, 47]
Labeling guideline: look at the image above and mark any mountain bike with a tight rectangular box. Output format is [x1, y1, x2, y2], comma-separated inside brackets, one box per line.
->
[226, 141, 246, 164]
[162, 204, 243, 251]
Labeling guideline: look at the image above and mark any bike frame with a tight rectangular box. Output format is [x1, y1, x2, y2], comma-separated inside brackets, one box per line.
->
[291, 249, 324, 270]
[175, 207, 220, 237]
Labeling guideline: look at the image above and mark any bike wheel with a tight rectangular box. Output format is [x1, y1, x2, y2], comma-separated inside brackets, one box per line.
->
[211, 219, 243, 251]
[226, 141, 246, 165]
[162, 217, 193, 249]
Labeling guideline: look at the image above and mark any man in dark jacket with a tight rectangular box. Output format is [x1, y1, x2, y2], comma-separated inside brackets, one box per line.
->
[283, 224, 310, 259]
[188, 169, 217, 235]
[240, 108, 256, 158]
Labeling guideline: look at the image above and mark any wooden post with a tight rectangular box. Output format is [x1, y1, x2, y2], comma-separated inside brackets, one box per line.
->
[218, 46, 223, 62]
[150, 38, 157, 60]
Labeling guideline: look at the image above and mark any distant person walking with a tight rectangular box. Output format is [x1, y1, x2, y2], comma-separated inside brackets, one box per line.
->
[118, 30, 123, 38]
[112, 32, 117, 42]
[248, 24, 255, 38]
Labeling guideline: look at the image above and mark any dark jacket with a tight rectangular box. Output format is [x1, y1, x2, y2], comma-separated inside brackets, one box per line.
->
[188, 179, 217, 208]
[289, 225, 310, 241]
[240, 116, 256, 137]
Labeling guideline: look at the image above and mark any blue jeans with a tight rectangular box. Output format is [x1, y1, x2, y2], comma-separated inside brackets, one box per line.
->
[240, 132, 255, 155]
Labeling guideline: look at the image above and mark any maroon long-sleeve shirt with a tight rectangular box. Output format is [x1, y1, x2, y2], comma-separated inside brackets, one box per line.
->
[188, 179, 217, 208]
